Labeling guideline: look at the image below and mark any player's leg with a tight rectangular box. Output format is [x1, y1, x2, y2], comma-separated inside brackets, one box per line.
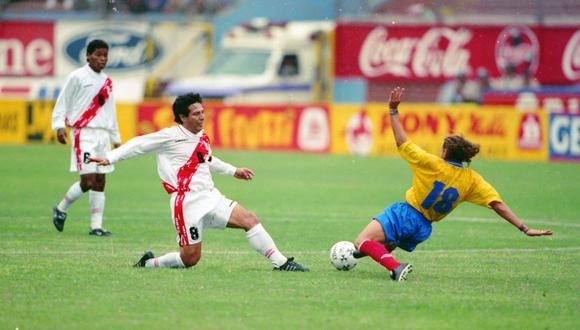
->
[56, 178, 87, 212]
[225, 203, 309, 271]
[354, 219, 402, 272]
[135, 243, 198, 269]
[53, 132, 92, 231]
[87, 173, 110, 236]
[136, 192, 204, 268]
[86, 128, 115, 236]
[53, 174, 95, 232]
[53, 176, 86, 231]
[226, 204, 285, 266]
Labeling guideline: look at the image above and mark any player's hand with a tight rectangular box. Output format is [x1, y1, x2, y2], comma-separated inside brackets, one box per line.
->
[56, 128, 67, 144]
[87, 157, 111, 166]
[389, 87, 405, 109]
[524, 228, 553, 237]
[234, 168, 254, 180]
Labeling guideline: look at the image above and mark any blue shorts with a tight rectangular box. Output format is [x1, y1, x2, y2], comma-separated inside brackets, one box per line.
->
[374, 202, 432, 252]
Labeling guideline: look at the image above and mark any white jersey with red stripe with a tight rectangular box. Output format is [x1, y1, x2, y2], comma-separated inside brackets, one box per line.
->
[106, 125, 236, 193]
[51, 64, 121, 144]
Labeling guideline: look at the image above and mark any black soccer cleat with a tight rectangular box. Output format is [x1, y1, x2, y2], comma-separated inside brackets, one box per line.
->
[390, 263, 413, 282]
[352, 249, 366, 259]
[274, 257, 310, 272]
[52, 206, 67, 232]
[88, 228, 112, 237]
[134, 251, 155, 268]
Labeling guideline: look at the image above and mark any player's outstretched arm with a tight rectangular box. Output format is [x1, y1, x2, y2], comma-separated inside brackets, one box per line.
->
[389, 87, 408, 147]
[234, 168, 254, 181]
[87, 157, 111, 166]
[490, 201, 553, 237]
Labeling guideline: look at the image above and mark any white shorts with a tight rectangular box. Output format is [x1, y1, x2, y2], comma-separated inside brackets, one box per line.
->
[70, 127, 115, 174]
[170, 188, 237, 246]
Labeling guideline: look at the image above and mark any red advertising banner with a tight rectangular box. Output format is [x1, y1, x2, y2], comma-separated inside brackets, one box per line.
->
[0, 21, 55, 77]
[335, 23, 579, 85]
[136, 103, 330, 153]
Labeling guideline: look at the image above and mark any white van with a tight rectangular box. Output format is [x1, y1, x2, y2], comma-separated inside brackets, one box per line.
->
[165, 19, 334, 104]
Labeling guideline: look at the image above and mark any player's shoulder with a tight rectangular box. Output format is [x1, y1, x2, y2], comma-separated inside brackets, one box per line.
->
[462, 166, 485, 183]
[70, 65, 89, 77]
[159, 126, 178, 135]
[160, 125, 191, 140]
[62, 67, 84, 83]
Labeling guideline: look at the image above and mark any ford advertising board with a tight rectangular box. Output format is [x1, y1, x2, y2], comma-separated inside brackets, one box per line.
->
[64, 28, 161, 71]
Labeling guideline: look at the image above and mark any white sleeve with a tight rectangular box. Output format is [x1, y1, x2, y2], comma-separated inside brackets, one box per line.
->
[209, 156, 236, 176]
[106, 129, 170, 164]
[51, 74, 77, 130]
[108, 92, 122, 144]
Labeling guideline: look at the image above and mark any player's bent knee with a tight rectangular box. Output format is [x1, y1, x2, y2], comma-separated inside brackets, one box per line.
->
[180, 251, 202, 268]
[182, 254, 201, 268]
[242, 211, 260, 230]
[354, 237, 367, 249]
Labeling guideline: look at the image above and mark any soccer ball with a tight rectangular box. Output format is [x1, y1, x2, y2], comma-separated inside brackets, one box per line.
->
[330, 241, 358, 271]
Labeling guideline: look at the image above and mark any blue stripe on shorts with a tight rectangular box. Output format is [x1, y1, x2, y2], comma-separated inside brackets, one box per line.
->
[373, 202, 432, 252]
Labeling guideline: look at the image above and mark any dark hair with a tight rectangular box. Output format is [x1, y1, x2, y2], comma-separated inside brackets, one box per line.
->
[173, 93, 203, 123]
[443, 135, 480, 165]
[86, 39, 109, 55]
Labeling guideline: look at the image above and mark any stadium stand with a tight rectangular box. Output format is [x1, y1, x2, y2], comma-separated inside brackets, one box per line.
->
[371, 0, 580, 21]
[0, 0, 235, 16]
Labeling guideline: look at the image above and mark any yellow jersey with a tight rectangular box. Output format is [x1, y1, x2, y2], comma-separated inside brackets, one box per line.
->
[399, 141, 502, 222]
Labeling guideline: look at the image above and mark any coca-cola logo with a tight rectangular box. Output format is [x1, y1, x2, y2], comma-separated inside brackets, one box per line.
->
[65, 29, 161, 71]
[495, 26, 539, 75]
[358, 27, 472, 79]
[562, 30, 580, 81]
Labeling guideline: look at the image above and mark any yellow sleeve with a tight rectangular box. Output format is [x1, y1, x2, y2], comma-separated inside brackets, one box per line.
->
[465, 172, 502, 208]
[398, 141, 439, 169]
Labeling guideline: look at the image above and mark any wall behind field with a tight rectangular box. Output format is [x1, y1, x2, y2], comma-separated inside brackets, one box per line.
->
[2, 99, 578, 162]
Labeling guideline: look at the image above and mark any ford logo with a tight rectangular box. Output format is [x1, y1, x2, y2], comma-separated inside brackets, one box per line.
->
[64, 29, 161, 71]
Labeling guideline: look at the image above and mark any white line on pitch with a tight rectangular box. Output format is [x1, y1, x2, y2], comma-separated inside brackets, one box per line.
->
[1, 246, 578, 256]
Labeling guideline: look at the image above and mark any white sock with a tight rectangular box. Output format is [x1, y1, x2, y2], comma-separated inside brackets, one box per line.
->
[57, 181, 84, 212]
[246, 223, 287, 267]
[145, 252, 185, 268]
[89, 190, 105, 229]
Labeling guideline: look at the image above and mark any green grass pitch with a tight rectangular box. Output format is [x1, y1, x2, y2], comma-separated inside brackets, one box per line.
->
[1, 144, 579, 329]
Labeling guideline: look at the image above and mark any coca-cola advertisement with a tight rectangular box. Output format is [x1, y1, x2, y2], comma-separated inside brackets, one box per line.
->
[0, 21, 55, 77]
[335, 23, 579, 85]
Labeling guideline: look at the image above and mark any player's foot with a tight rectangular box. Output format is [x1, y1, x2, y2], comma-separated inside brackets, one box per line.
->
[273, 257, 310, 272]
[52, 206, 67, 232]
[133, 251, 155, 268]
[390, 263, 412, 282]
[88, 228, 112, 237]
[353, 249, 366, 259]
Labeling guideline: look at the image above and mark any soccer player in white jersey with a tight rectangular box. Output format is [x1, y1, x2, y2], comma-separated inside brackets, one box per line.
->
[88, 93, 309, 271]
[51, 39, 121, 236]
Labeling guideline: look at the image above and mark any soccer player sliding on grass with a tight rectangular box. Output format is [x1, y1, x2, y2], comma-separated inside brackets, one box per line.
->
[88, 93, 308, 272]
[353, 87, 553, 282]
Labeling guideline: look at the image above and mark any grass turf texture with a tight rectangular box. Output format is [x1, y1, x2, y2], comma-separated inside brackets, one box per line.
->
[1, 144, 579, 329]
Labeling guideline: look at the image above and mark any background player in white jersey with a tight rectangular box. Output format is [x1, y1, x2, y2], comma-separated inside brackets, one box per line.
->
[88, 93, 309, 271]
[51, 39, 121, 236]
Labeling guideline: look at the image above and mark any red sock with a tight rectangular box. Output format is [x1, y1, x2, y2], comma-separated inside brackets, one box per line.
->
[358, 239, 400, 271]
